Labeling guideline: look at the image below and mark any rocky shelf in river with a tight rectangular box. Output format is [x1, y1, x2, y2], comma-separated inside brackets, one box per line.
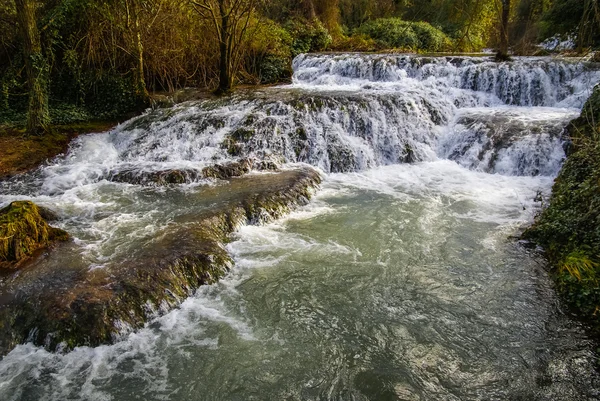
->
[0, 166, 321, 355]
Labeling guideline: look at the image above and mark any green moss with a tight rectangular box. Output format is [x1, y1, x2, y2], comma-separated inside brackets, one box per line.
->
[0, 201, 68, 268]
[230, 128, 255, 142]
[202, 159, 253, 180]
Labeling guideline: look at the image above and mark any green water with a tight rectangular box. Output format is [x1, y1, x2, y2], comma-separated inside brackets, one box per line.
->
[1, 161, 598, 401]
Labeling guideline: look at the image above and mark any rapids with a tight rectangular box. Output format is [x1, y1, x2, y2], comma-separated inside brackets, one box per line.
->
[1, 54, 600, 400]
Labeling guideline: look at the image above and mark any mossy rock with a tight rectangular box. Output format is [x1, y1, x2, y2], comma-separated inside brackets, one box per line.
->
[109, 168, 203, 185]
[0, 201, 68, 268]
[202, 159, 253, 180]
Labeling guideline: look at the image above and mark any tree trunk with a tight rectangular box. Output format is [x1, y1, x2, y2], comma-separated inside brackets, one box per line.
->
[217, 0, 232, 94]
[14, 0, 49, 135]
[303, 0, 316, 20]
[496, 0, 511, 61]
[130, 0, 149, 103]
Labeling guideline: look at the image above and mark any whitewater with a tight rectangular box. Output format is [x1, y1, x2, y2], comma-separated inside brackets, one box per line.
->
[1, 54, 600, 400]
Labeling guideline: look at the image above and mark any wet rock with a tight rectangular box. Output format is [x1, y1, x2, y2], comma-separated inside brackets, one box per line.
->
[107, 158, 282, 187]
[0, 201, 68, 269]
[439, 108, 574, 176]
[108, 168, 204, 185]
[250, 155, 283, 172]
[201, 159, 253, 179]
[0, 167, 321, 354]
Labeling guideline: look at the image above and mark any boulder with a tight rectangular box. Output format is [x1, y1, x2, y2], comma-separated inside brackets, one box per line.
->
[0, 201, 68, 269]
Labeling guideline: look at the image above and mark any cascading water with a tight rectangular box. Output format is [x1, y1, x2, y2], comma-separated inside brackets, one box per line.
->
[1, 54, 600, 400]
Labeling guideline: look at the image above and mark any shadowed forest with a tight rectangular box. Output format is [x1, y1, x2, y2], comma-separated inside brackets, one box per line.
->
[1, 0, 599, 132]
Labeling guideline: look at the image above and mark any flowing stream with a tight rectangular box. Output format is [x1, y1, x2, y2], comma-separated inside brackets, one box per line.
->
[1, 54, 600, 400]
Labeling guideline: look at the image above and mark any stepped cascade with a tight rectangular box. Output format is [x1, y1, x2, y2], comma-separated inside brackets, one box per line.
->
[1, 54, 600, 401]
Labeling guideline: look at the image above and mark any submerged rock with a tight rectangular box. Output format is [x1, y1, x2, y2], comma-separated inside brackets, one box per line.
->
[439, 108, 574, 176]
[107, 158, 282, 186]
[201, 158, 253, 179]
[0, 167, 321, 354]
[108, 168, 203, 185]
[0, 201, 68, 269]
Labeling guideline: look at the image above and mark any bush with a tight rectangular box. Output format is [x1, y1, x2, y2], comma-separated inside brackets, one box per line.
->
[285, 18, 333, 57]
[411, 22, 453, 52]
[246, 19, 293, 84]
[356, 18, 452, 52]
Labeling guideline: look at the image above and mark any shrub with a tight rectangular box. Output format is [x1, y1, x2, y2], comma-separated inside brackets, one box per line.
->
[285, 18, 333, 57]
[246, 19, 293, 84]
[356, 18, 452, 52]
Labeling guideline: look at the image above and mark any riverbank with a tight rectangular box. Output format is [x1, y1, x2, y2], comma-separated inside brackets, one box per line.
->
[524, 84, 600, 333]
[0, 122, 118, 180]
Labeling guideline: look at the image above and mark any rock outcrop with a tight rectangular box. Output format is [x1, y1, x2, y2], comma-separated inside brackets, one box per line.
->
[107, 158, 282, 186]
[0, 167, 321, 354]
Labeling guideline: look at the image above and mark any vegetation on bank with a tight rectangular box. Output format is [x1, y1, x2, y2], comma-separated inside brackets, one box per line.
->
[0, 121, 117, 178]
[524, 85, 600, 326]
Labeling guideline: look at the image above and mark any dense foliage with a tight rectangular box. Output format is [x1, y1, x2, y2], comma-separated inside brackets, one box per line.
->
[0, 0, 598, 129]
[524, 85, 600, 323]
[356, 18, 452, 52]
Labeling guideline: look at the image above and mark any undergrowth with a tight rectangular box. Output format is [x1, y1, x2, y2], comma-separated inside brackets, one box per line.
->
[524, 85, 600, 325]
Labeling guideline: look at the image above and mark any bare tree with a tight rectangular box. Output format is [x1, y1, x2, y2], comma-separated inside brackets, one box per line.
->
[14, 0, 49, 134]
[190, 0, 260, 94]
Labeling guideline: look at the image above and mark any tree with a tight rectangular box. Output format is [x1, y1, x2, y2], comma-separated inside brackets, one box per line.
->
[125, 0, 149, 101]
[496, 0, 511, 60]
[578, 0, 600, 52]
[14, 0, 49, 134]
[191, 0, 260, 94]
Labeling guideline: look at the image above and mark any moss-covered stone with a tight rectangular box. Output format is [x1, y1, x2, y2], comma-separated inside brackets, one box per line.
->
[0, 167, 321, 354]
[108, 158, 283, 186]
[202, 159, 253, 180]
[109, 168, 203, 185]
[0, 201, 68, 269]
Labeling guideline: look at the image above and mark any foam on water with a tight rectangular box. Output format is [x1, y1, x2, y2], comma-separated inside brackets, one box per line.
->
[1, 54, 600, 400]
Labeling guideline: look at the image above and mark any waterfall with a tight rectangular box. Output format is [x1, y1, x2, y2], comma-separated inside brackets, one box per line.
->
[2, 54, 598, 197]
[2, 55, 600, 400]
[87, 54, 598, 178]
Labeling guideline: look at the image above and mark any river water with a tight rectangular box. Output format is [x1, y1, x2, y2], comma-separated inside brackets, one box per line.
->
[1, 54, 600, 400]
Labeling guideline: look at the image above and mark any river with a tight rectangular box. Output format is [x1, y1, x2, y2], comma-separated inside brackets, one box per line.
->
[1, 54, 600, 400]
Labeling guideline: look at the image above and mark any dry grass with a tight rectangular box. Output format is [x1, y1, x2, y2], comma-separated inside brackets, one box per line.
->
[559, 250, 598, 282]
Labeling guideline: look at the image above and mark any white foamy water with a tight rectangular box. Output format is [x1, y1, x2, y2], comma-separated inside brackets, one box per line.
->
[1, 54, 600, 400]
